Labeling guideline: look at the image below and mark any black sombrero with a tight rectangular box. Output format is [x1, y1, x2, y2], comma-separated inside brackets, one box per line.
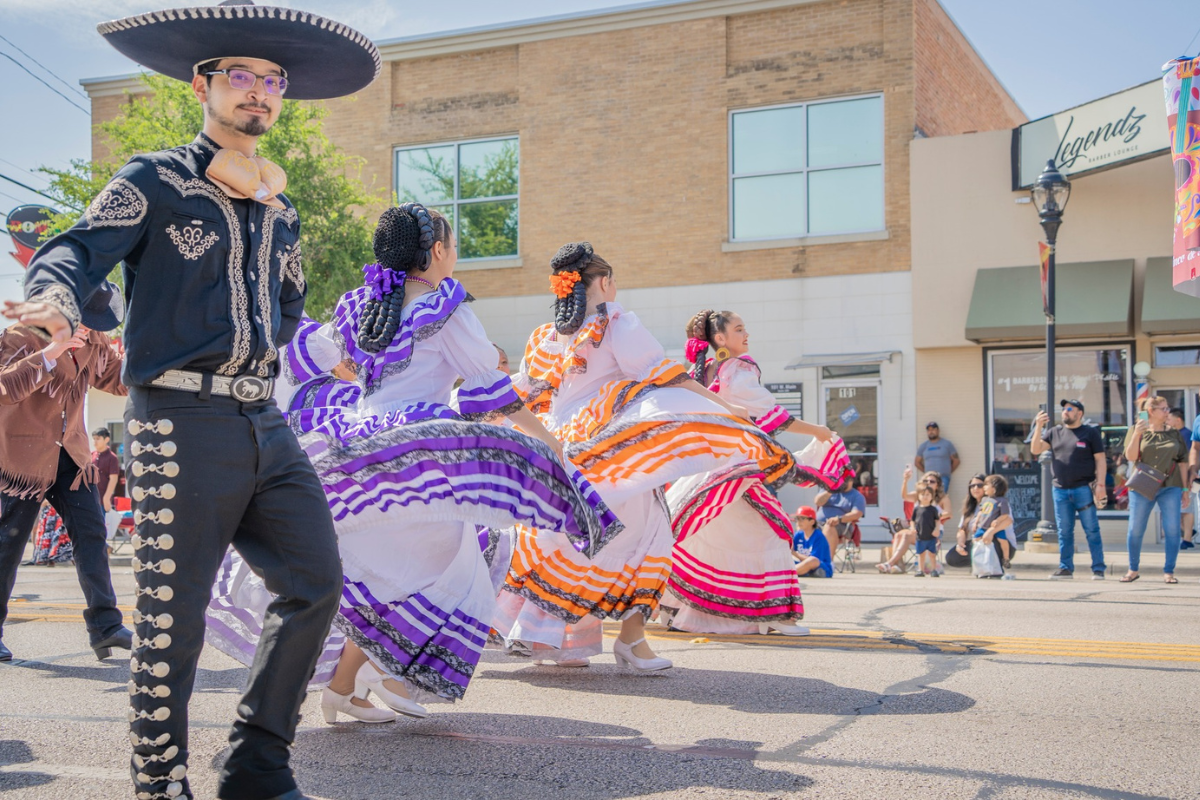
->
[97, 1, 381, 100]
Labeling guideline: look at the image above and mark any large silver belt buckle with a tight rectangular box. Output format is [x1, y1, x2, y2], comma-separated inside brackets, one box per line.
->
[229, 375, 272, 402]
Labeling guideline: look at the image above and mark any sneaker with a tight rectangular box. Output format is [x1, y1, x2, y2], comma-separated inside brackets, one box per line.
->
[930, 570, 941, 578]
[1181, 540, 1195, 550]
[1049, 568, 1074, 579]
[913, 571, 926, 577]
[1092, 571, 1106, 580]
[1001, 573, 1015, 581]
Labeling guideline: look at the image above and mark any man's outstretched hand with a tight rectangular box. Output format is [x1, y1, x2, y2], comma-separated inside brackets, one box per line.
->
[2, 301, 72, 342]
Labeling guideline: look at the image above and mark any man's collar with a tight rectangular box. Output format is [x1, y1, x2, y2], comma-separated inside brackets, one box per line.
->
[193, 132, 221, 155]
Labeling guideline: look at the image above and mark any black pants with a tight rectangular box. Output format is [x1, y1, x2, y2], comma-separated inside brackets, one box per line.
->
[125, 387, 341, 800]
[0, 448, 123, 646]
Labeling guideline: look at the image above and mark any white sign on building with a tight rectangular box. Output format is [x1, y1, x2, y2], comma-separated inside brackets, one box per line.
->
[1013, 79, 1168, 189]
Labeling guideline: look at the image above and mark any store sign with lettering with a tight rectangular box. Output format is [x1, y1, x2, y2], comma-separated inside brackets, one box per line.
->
[1013, 80, 1168, 189]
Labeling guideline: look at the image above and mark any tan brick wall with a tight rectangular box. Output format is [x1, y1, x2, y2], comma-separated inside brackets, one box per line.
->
[84, 0, 1016, 302]
[915, 345, 985, 516]
[89, 94, 137, 164]
[912, 0, 1025, 137]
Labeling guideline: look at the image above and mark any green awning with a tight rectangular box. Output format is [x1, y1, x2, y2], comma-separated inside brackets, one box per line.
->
[965, 259, 1133, 342]
[1141, 256, 1200, 334]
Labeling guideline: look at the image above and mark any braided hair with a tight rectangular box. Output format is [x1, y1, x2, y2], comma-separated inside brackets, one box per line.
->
[357, 202, 443, 354]
[684, 308, 736, 386]
[550, 241, 613, 336]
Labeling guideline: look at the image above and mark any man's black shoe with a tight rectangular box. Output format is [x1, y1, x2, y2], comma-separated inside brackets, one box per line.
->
[1049, 568, 1074, 579]
[93, 626, 133, 660]
[0, 639, 11, 662]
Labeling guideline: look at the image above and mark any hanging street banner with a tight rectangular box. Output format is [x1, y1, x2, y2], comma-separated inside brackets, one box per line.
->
[1039, 241, 1052, 318]
[5, 204, 57, 268]
[1164, 55, 1200, 297]
[1012, 79, 1168, 190]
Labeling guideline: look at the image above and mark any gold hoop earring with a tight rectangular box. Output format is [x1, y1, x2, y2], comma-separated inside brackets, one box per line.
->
[715, 347, 731, 361]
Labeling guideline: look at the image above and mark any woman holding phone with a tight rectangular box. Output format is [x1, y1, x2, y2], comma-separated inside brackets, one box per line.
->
[1120, 396, 1188, 584]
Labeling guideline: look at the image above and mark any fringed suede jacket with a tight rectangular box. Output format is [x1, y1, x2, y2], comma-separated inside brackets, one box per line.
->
[0, 325, 126, 499]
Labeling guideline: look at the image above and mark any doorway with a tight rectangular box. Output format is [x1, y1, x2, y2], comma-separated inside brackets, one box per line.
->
[822, 380, 880, 508]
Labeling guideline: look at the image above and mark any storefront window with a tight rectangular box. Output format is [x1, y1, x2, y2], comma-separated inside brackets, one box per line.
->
[988, 347, 1130, 512]
[824, 382, 879, 506]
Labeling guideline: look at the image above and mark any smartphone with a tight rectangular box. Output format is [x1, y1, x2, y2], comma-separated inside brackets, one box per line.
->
[1038, 403, 1047, 414]
[1138, 411, 1149, 422]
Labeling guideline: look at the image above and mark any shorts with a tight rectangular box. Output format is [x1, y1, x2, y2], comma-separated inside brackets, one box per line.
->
[915, 539, 938, 555]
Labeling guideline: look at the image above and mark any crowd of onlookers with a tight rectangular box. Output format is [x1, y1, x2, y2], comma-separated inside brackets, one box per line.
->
[791, 401, 1199, 584]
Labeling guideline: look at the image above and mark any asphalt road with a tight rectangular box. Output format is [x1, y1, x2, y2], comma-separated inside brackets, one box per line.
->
[2, 563, 1198, 800]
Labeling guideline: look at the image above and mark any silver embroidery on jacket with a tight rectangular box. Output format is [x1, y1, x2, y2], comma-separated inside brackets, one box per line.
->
[156, 167, 250, 376]
[84, 178, 148, 228]
[165, 225, 219, 261]
[28, 285, 82, 330]
[280, 242, 305, 294]
[251, 208, 297, 376]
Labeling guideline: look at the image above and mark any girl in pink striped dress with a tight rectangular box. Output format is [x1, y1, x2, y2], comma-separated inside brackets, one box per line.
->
[661, 310, 851, 635]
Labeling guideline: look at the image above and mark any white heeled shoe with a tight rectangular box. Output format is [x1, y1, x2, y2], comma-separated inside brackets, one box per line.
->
[533, 657, 590, 668]
[354, 663, 429, 719]
[759, 622, 810, 636]
[320, 687, 397, 724]
[612, 637, 672, 672]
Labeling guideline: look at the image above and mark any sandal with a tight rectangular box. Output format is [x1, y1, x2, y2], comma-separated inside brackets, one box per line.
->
[1165, 575, 1179, 584]
[1119, 573, 1139, 583]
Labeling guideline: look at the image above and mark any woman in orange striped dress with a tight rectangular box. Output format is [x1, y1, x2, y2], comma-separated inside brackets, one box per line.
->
[662, 310, 850, 635]
[493, 242, 798, 671]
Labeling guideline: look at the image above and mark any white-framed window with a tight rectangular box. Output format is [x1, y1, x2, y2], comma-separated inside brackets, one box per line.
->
[729, 94, 884, 241]
[394, 136, 518, 261]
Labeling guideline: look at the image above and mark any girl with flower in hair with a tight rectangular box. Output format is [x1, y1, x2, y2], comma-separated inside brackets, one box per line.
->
[661, 310, 849, 635]
[493, 243, 820, 670]
[207, 206, 621, 724]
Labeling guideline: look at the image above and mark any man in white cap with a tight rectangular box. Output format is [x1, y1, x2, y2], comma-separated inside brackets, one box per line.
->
[4, 3, 380, 799]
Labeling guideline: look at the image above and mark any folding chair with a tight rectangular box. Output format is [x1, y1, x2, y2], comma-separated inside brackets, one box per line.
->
[108, 496, 134, 554]
[834, 523, 861, 574]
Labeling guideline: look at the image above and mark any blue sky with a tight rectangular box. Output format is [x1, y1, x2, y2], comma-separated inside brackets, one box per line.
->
[0, 0, 1196, 287]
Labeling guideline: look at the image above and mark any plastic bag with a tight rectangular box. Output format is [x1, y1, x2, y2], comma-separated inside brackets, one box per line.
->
[972, 539, 1003, 578]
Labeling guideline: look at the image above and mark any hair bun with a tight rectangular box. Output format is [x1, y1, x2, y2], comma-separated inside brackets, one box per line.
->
[550, 241, 593, 273]
[374, 203, 436, 272]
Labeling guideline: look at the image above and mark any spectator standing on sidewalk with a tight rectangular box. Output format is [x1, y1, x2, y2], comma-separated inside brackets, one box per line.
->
[1121, 397, 1187, 584]
[1171, 408, 1199, 551]
[1030, 399, 1108, 580]
[915, 422, 959, 492]
[91, 428, 123, 543]
[0, 300, 133, 663]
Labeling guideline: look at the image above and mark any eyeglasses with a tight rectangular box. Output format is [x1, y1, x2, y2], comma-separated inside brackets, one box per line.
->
[204, 68, 288, 96]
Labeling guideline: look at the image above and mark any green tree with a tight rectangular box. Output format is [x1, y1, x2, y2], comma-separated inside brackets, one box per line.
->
[38, 73, 380, 319]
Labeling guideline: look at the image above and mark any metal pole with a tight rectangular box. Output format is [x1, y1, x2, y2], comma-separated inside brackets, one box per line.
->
[1034, 225, 1060, 544]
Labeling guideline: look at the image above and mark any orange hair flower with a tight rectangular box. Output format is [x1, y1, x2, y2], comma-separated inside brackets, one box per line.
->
[550, 271, 581, 298]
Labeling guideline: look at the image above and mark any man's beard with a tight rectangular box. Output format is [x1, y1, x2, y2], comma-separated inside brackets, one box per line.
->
[207, 102, 273, 137]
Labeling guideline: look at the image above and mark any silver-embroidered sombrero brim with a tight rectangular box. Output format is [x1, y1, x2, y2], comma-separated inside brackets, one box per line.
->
[97, 2, 381, 100]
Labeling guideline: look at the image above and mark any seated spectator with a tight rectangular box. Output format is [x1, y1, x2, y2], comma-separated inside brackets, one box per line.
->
[947, 474, 987, 566]
[972, 474, 1013, 564]
[814, 477, 866, 557]
[910, 485, 941, 577]
[792, 507, 832, 578]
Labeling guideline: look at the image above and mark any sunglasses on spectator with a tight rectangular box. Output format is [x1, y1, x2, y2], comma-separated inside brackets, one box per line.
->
[969, 482, 984, 489]
[204, 68, 289, 96]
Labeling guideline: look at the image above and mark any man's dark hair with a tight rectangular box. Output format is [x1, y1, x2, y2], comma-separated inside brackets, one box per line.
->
[195, 58, 222, 84]
[1169, 407, 1186, 420]
[92, 427, 111, 439]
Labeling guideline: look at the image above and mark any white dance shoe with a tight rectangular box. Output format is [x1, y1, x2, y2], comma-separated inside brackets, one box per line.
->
[758, 622, 810, 636]
[320, 687, 397, 724]
[612, 637, 672, 672]
[354, 663, 429, 719]
[533, 657, 590, 668]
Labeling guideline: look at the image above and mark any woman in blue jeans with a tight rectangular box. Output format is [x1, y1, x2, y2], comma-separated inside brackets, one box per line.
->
[1121, 396, 1188, 584]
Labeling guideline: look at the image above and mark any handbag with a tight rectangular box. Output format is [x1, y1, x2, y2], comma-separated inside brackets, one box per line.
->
[1125, 461, 1172, 500]
[971, 539, 1003, 578]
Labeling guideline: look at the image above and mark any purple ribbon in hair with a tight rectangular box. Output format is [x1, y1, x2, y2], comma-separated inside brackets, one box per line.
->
[363, 263, 399, 300]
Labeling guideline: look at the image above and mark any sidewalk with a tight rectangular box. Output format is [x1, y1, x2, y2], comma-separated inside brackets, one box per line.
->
[870, 543, 1200, 577]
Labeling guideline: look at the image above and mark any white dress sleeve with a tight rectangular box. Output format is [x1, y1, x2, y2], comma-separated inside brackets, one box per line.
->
[718, 358, 794, 433]
[608, 310, 671, 381]
[439, 307, 521, 420]
[280, 316, 342, 386]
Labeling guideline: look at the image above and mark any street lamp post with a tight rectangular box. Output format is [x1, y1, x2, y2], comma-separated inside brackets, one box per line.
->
[1030, 160, 1071, 544]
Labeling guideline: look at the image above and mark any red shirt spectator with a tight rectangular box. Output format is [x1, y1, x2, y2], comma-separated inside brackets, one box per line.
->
[91, 428, 121, 512]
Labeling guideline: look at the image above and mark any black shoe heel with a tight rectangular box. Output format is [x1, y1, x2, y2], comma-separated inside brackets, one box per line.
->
[93, 646, 113, 660]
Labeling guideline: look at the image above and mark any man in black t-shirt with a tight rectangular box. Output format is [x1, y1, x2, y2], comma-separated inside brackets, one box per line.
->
[1030, 399, 1108, 579]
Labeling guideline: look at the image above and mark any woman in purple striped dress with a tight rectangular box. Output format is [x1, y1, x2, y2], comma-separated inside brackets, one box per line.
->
[207, 204, 620, 725]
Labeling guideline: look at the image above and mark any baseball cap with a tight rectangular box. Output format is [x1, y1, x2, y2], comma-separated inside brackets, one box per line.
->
[796, 506, 817, 520]
[1060, 399, 1084, 412]
[925, 421, 939, 428]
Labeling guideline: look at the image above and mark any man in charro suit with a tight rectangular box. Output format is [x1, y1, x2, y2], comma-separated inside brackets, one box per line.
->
[3, 4, 380, 799]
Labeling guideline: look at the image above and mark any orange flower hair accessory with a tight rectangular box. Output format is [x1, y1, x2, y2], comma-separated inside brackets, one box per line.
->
[550, 271, 581, 298]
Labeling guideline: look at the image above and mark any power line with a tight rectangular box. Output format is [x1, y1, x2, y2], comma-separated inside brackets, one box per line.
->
[0, 32, 89, 101]
[0, 158, 49, 187]
[0, 51, 90, 115]
[1184, 22, 1200, 57]
[0, 172, 77, 210]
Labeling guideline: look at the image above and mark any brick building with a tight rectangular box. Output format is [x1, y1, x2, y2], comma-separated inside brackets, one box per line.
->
[82, 0, 1023, 534]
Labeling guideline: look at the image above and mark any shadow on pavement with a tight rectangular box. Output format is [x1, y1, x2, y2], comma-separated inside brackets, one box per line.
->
[484, 665, 975, 716]
[292, 713, 811, 800]
[0, 740, 55, 791]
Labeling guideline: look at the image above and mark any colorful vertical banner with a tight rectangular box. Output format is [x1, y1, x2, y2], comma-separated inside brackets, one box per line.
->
[1039, 241, 1052, 317]
[1164, 55, 1200, 296]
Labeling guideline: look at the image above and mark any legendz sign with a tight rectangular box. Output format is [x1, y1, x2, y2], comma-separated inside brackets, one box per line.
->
[1013, 80, 1168, 189]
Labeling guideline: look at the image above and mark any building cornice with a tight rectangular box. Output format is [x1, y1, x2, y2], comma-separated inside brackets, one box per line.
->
[80, 0, 825, 95]
[376, 0, 822, 61]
